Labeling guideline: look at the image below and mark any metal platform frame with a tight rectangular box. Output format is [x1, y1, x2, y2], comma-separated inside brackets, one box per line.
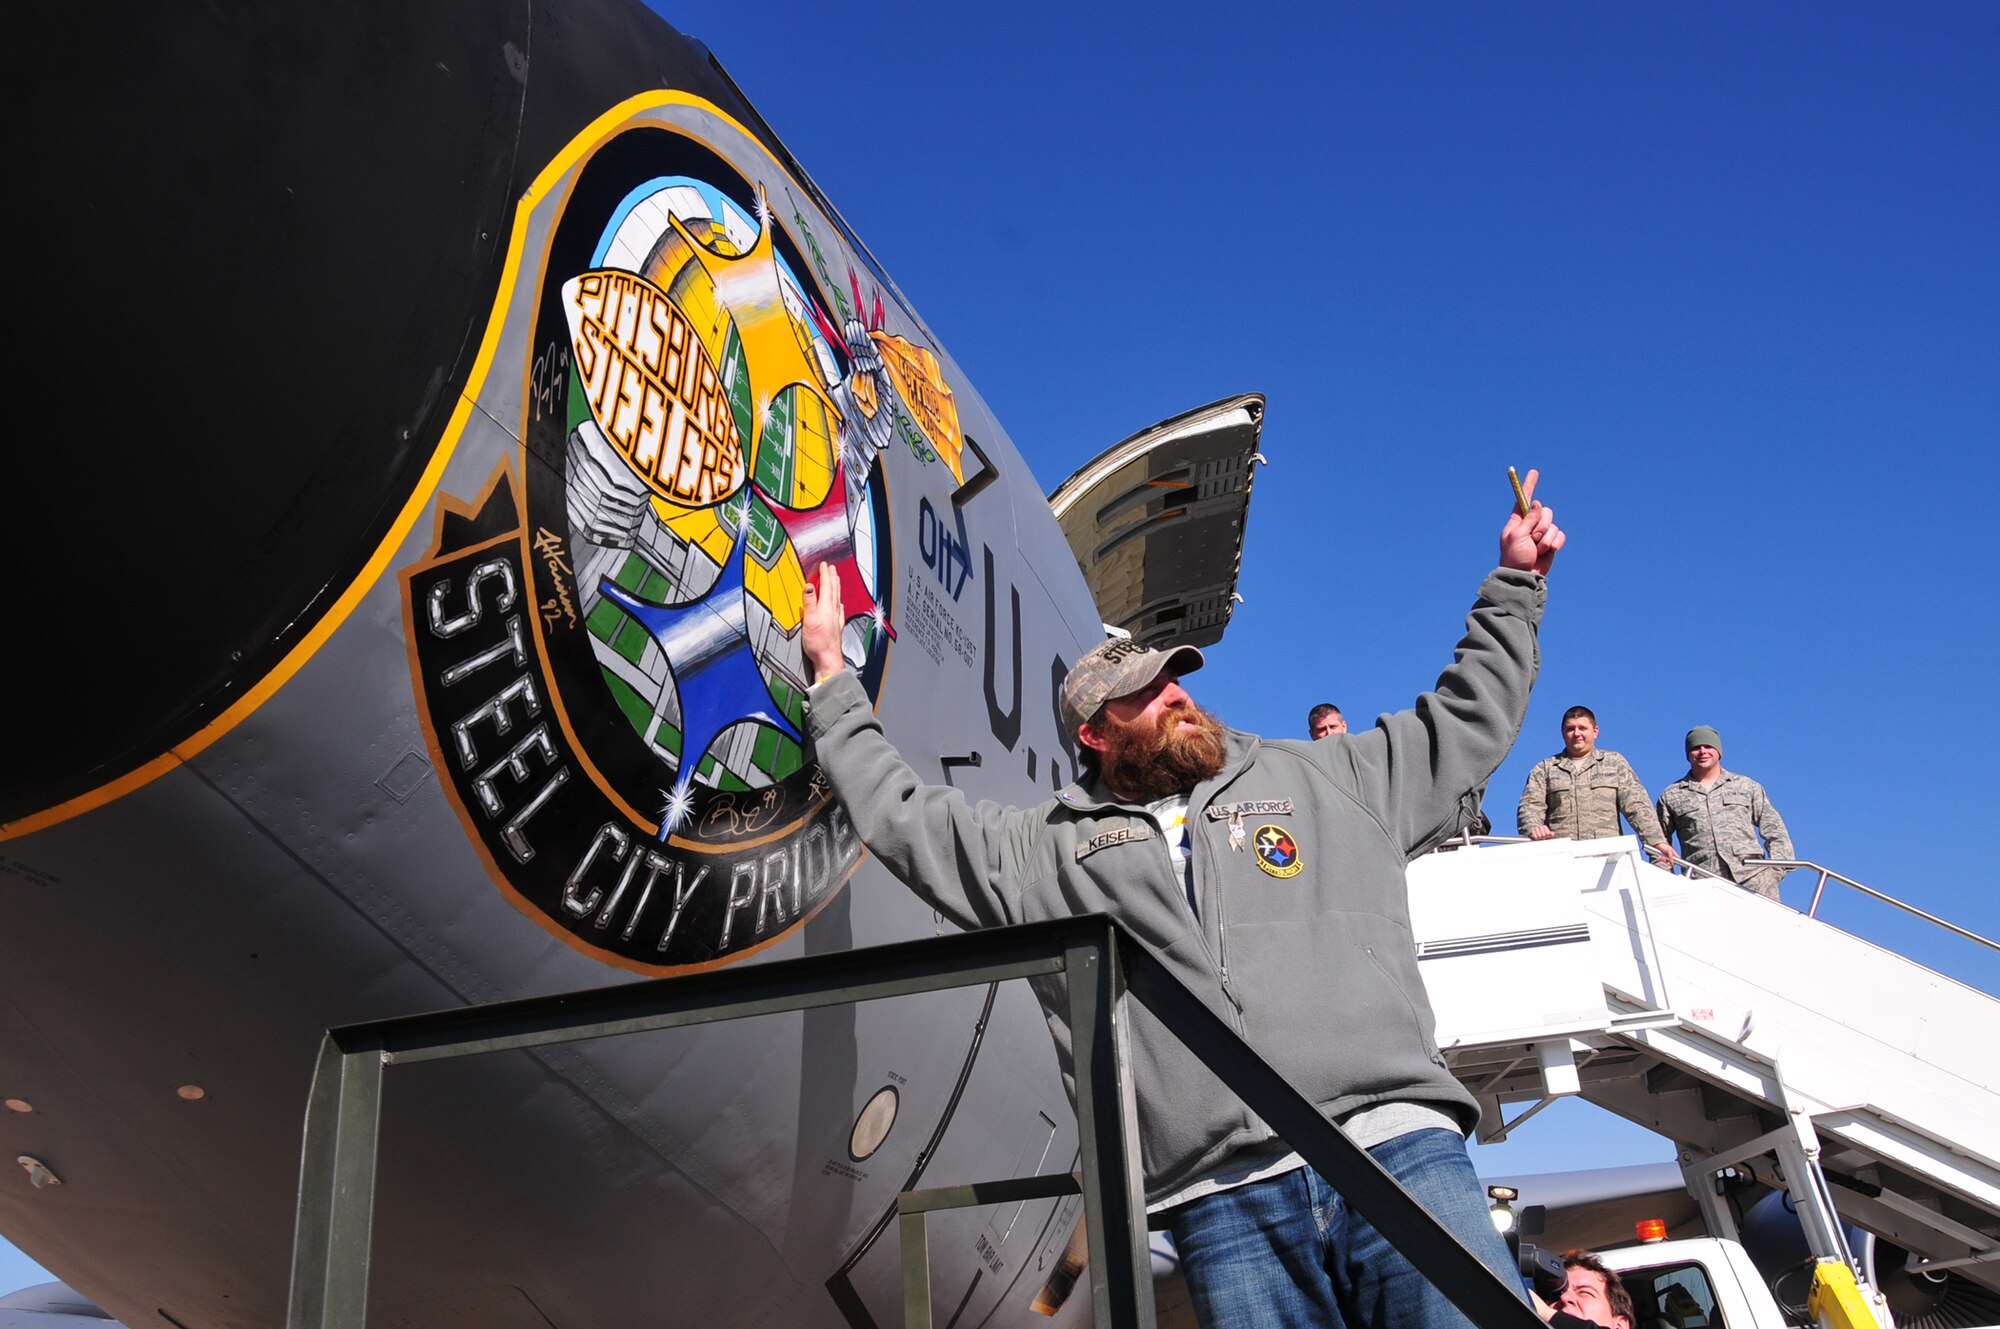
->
[285, 914, 1542, 1328]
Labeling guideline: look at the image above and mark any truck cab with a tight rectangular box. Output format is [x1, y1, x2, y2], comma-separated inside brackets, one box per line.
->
[1600, 1238, 1797, 1329]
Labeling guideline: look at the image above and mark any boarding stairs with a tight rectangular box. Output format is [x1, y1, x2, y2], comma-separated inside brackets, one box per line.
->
[1407, 837, 2000, 1300]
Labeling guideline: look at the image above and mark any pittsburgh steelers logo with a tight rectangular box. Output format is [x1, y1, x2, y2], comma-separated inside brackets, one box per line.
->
[400, 98, 962, 974]
[1253, 824, 1303, 879]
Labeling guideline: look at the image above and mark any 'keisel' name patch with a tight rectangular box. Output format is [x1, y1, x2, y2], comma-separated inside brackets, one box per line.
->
[1077, 826, 1154, 860]
[1207, 800, 1294, 820]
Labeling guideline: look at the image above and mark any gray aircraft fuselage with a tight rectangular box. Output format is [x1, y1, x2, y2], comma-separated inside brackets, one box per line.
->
[6, 4, 1112, 1325]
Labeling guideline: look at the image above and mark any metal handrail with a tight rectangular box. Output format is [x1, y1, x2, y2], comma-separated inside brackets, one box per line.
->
[1437, 829, 1704, 876]
[1750, 856, 1999, 952]
[1439, 835, 1993, 953]
[284, 914, 1540, 1329]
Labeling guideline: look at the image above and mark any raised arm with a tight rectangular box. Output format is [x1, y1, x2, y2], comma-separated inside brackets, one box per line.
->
[1338, 472, 1563, 855]
[802, 561, 1025, 931]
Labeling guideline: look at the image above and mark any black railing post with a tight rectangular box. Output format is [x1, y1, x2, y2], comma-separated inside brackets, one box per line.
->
[899, 1209, 932, 1326]
[287, 1032, 384, 1329]
[1063, 922, 1154, 1328]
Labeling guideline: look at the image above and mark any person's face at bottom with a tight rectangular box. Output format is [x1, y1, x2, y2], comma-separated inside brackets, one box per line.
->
[1310, 712, 1346, 739]
[1557, 1267, 1626, 1329]
[1688, 743, 1720, 775]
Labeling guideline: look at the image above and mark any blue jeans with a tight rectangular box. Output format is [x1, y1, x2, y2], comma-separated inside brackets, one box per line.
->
[1164, 1129, 1522, 1329]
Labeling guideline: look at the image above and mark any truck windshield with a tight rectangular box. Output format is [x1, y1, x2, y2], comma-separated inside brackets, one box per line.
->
[1619, 1259, 1727, 1329]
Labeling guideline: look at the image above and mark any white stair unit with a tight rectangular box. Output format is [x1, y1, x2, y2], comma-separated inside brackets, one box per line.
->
[1408, 837, 2000, 1299]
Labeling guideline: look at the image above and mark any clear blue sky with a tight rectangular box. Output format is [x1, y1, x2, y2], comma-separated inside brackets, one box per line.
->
[9, 0, 1994, 1299]
[670, 1, 1999, 1178]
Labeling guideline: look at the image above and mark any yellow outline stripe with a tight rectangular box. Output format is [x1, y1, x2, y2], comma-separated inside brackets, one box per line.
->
[3, 90, 753, 842]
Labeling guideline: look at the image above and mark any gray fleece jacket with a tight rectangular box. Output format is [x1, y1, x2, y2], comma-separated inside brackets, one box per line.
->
[805, 567, 1544, 1204]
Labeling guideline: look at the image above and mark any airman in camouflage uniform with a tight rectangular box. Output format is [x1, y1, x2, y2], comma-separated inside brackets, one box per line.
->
[1656, 725, 1794, 900]
[1517, 706, 1670, 861]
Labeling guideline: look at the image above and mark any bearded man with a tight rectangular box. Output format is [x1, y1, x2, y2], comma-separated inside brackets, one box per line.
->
[798, 474, 1563, 1329]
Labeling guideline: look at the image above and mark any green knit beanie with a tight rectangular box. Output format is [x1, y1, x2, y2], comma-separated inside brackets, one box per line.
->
[1685, 725, 1722, 755]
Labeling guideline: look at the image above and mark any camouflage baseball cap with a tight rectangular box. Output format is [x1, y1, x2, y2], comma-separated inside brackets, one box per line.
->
[1060, 637, 1205, 737]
